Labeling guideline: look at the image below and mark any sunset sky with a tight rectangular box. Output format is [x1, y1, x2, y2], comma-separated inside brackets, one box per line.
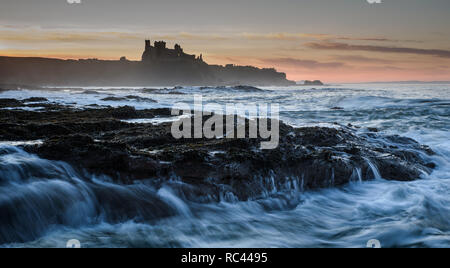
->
[1, 0, 450, 83]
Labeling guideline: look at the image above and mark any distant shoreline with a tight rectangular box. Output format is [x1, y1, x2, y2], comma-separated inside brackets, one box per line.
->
[343, 81, 450, 85]
[0, 54, 296, 87]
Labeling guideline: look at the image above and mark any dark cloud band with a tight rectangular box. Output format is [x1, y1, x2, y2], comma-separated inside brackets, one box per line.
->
[306, 41, 450, 58]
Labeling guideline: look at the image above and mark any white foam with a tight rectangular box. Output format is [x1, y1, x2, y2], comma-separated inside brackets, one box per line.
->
[0, 140, 43, 146]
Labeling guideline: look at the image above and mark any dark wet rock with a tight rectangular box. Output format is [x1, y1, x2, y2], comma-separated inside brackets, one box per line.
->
[124, 95, 157, 102]
[167, 91, 186, 95]
[101, 96, 128, 101]
[331, 107, 344, 110]
[199, 86, 226, 90]
[26, 135, 165, 182]
[232, 85, 264, 92]
[197, 85, 265, 92]
[0, 98, 23, 108]
[80, 90, 101, 95]
[367, 127, 379, 132]
[141, 88, 186, 95]
[85, 104, 102, 108]
[0, 103, 435, 202]
[23, 97, 48, 103]
[0, 104, 170, 140]
[176, 85, 264, 92]
[101, 95, 157, 103]
[0, 98, 67, 110]
[303, 80, 324, 86]
[140, 88, 160, 93]
[425, 162, 437, 169]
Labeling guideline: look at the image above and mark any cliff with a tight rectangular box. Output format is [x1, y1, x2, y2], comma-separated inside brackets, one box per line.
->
[0, 56, 294, 87]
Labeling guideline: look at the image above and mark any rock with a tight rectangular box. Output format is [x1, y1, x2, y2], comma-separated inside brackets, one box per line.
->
[124, 95, 157, 102]
[303, 80, 324, 86]
[140, 88, 160, 93]
[0, 101, 434, 202]
[141, 88, 186, 95]
[102, 95, 157, 103]
[0, 103, 430, 202]
[0, 99, 23, 108]
[101, 96, 127, 102]
[80, 90, 101, 95]
[23, 97, 48, 103]
[26, 134, 163, 183]
[232, 85, 265, 92]
[0, 98, 67, 110]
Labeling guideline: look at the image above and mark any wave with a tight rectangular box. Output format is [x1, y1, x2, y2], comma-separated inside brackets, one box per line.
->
[335, 96, 450, 110]
[0, 145, 303, 245]
[0, 144, 449, 248]
[0, 146, 175, 244]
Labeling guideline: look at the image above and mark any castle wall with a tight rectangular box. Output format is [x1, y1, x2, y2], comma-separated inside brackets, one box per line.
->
[142, 40, 200, 62]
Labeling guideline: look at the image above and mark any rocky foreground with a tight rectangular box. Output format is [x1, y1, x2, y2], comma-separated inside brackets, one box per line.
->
[0, 98, 436, 201]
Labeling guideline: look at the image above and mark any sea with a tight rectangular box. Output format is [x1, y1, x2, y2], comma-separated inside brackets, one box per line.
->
[0, 83, 449, 248]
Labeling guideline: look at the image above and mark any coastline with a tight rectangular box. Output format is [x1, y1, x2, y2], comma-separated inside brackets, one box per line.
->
[0, 56, 296, 87]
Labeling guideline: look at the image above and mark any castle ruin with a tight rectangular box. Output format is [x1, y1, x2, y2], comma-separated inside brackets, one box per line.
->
[142, 40, 203, 62]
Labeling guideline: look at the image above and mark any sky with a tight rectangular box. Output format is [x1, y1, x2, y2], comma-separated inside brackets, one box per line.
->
[1, 0, 450, 83]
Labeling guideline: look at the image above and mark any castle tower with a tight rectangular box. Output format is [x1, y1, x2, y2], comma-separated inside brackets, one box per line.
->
[142, 40, 153, 61]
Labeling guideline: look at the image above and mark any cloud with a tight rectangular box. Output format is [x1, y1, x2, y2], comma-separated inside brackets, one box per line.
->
[333, 55, 393, 64]
[0, 28, 143, 43]
[334, 37, 422, 43]
[177, 32, 229, 41]
[335, 37, 389, 42]
[261, 58, 345, 69]
[366, 0, 382, 4]
[0, 27, 230, 44]
[306, 41, 450, 58]
[240, 32, 417, 44]
[241, 33, 329, 41]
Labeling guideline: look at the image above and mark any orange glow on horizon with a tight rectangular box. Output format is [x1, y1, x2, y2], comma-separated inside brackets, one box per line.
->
[2, 45, 449, 83]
